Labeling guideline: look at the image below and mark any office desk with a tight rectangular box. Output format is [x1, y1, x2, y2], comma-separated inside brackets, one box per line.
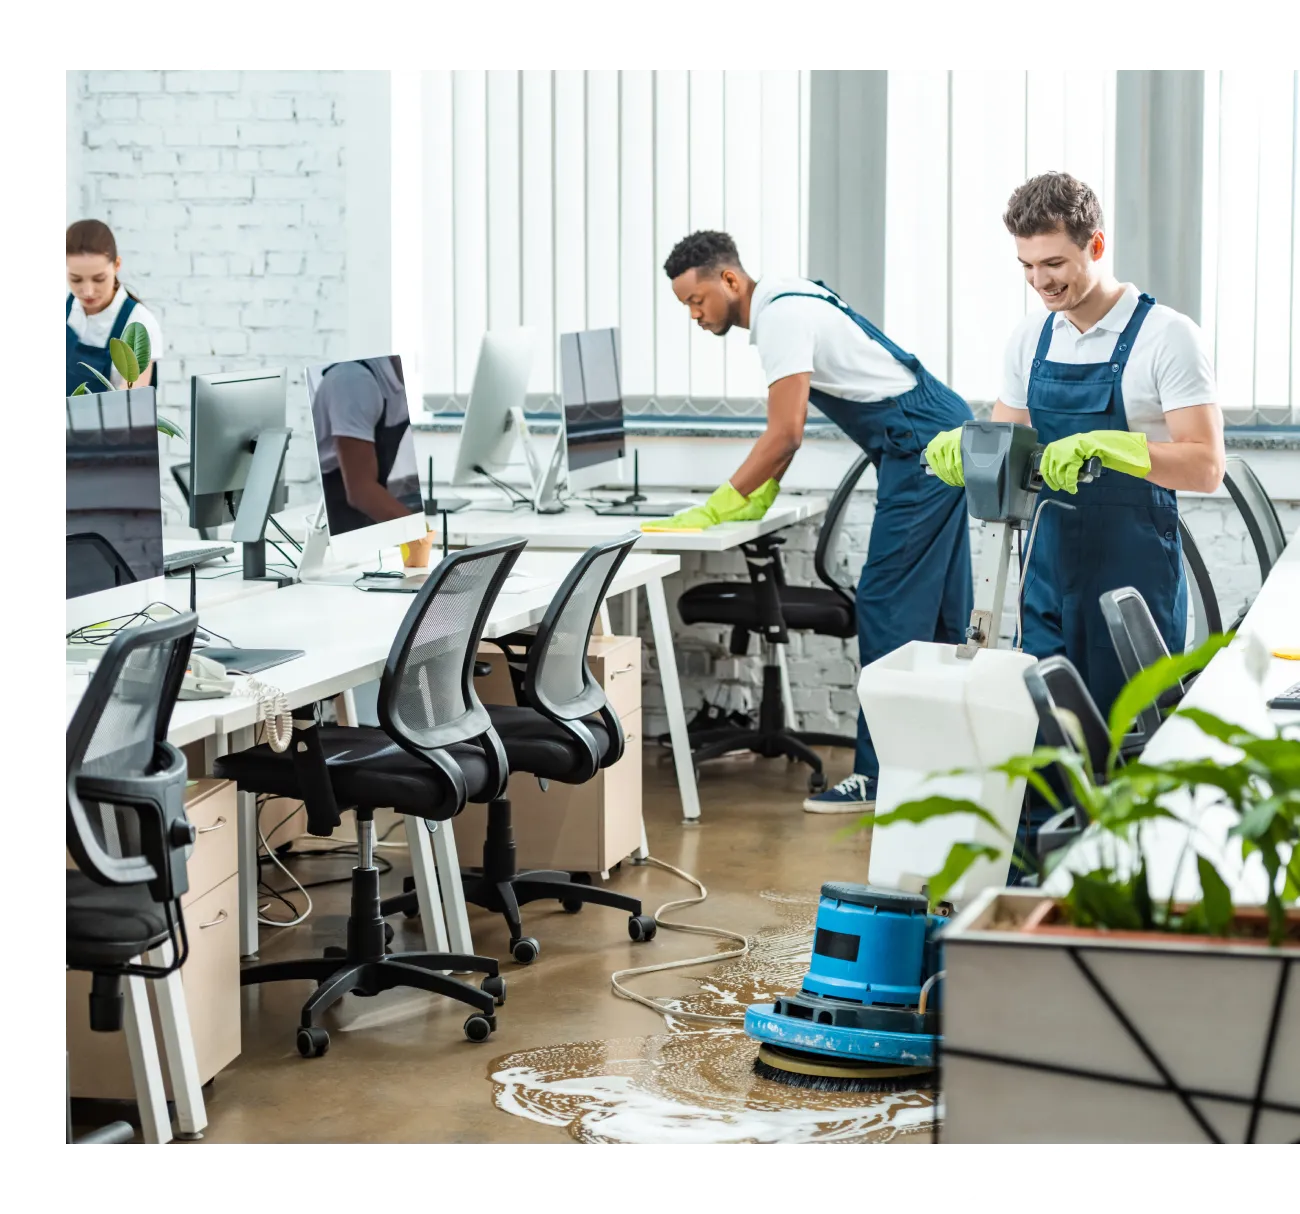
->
[1050, 523, 1300, 905]
[437, 494, 831, 829]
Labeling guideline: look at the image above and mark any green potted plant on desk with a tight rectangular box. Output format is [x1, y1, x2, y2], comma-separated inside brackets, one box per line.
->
[863, 634, 1300, 1143]
[70, 320, 183, 439]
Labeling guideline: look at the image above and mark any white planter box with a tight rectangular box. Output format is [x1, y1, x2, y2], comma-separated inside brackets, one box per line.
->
[938, 889, 1300, 1143]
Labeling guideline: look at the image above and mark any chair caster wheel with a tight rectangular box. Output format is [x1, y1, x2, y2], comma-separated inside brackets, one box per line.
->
[628, 914, 657, 942]
[511, 937, 540, 965]
[384, 921, 395, 944]
[481, 975, 507, 1006]
[463, 1014, 495, 1043]
[570, 872, 593, 885]
[561, 899, 583, 914]
[400, 877, 420, 918]
[297, 1026, 330, 1058]
[807, 770, 828, 794]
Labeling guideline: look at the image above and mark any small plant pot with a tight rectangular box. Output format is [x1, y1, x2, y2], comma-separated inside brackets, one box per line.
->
[937, 888, 1300, 1143]
[401, 531, 433, 569]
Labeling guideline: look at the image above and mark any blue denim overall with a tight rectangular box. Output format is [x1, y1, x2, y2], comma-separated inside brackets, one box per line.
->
[67, 293, 137, 396]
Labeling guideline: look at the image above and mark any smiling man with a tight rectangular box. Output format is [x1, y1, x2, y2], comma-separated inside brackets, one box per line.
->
[660, 231, 974, 813]
[926, 172, 1225, 717]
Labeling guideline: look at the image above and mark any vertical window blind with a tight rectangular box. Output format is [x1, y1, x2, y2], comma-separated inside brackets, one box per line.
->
[1202, 70, 1298, 424]
[419, 70, 811, 415]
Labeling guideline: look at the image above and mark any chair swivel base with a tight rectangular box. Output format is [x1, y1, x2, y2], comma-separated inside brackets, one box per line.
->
[688, 727, 856, 793]
[241, 863, 505, 1055]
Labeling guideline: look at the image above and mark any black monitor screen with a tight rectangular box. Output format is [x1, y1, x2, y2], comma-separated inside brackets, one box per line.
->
[66, 388, 165, 599]
[559, 328, 625, 472]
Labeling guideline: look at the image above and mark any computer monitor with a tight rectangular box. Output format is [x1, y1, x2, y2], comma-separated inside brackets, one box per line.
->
[559, 327, 626, 492]
[66, 387, 165, 615]
[450, 328, 537, 489]
[304, 354, 427, 567]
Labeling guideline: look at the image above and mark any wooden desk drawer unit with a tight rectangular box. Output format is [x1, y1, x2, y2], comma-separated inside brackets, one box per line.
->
[66, 780, 242, 1099]
[455, 636, 643, 874]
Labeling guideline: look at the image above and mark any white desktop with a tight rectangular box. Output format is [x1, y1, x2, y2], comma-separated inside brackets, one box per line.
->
[450, 327, 538, 503]
[298, 353, 429, 582]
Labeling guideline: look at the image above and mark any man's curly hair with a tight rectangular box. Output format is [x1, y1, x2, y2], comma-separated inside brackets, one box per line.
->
[663, 230, 743, 279]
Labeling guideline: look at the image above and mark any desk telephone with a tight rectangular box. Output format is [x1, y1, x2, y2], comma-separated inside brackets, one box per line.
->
[180, 654, 294, 752]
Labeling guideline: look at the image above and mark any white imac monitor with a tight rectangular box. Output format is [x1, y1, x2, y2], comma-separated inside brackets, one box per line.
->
[305, 354, 427, 567]
[450, 328, 536, 488]
[559, 327, 626, 493]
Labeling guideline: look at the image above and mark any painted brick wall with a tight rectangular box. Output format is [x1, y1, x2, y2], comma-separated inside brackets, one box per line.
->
[637, 492, 1298, 738]
[69, 70, 348, 527]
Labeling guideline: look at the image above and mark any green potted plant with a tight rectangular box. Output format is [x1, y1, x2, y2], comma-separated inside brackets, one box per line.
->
[70, 320, 183, 440]
[863, 634, 1300, 1143]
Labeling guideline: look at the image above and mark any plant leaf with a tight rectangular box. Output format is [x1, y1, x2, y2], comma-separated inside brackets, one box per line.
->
[1064, 871, 1144, 931]
[79, 362, 114, 390]
[1195, 855, 1233, 936]
[1228, 801, 1279, 842]
[924, 842, 1004, 909]
[1106, 634, 1233, 767]
[110, 337, 140, 386]
[121, 320, 151, 373]
[1175, 707, 1260, 750]
[156, 416, 185, 440]
[871, 795, 1010, 840]
[71, 382, 90, 396]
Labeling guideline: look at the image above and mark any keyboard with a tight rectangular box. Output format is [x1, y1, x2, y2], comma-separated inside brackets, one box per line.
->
[590, 501, 698, 518]
[164, 545, 235, 573]
[1268, 680, 1300, 711]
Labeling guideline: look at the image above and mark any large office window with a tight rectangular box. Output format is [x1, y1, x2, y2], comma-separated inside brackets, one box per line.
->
[1202, 70, 1299, 425]
[884, 71, 1117, 406]
[420, 71, 811, 415]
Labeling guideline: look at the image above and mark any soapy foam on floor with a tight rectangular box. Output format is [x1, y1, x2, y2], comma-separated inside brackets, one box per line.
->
[486, 891, 939, 1144]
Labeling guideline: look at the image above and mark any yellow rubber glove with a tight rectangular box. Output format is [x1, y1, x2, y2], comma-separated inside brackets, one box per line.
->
[731, 478, 781, 522]
[1040, 430, 1151, 495]
[641, 481, 748, 532]
[924, 427, 965, 487]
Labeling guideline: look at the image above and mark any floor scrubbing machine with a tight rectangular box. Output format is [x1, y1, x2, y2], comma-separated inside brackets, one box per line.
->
[748, 423, 1101, 1091]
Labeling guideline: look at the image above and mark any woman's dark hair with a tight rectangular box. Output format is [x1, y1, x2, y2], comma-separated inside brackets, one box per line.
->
[66, 219, 141, 302]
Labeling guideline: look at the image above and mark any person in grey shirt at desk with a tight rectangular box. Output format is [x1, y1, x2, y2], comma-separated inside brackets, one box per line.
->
[311, 356, 424, 536]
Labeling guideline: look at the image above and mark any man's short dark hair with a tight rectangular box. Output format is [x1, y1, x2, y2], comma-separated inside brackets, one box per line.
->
[1003, 172, 1104, 248]
[663, 230, 743, 280]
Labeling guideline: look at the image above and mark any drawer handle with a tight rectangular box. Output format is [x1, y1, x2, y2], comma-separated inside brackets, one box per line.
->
[199, 909, 229, 929]
[610, 664, 635, 677]
[625, 734, 637, 744]
[196, 815, 228, 834]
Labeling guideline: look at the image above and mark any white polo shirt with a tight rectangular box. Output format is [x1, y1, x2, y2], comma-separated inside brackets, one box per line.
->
[66, 285, 165, 389]
[1000, 283, 1216, 443]
[749, 277, 918, 403]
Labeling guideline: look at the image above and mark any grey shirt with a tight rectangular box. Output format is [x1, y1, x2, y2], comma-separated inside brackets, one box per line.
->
[312, 358, 408, 475]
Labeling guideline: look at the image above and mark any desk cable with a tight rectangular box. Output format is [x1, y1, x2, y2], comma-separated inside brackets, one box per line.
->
[610, 855, 751, 1027]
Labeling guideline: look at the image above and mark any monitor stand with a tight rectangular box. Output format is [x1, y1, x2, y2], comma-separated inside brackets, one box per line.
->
[231, 427, 295, 588]
[509, 406, 566, 513]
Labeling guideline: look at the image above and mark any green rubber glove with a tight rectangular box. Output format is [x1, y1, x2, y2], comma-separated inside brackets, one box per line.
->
[1039, 430, 1151, 495]
[641, 481, 749, 531]
[731, 478, 781, 522]
[924, 427, 965, 487]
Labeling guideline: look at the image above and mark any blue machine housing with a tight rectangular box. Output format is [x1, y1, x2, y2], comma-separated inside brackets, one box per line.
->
[745, 882, 945, 1066]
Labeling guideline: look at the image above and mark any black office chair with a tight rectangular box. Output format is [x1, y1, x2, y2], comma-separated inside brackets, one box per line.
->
[384, 534, 657, 963]
[214, 538, 527, 1056]
[67, 532, 137, 598]
[66, 612, 199, 1143]
[1224, 456, 1286, 583]
[674, 453, 871, 792]
[1022, 656, 1111, 861]
[1099, 584, 1188, 749]
[1178, 517, 1223, 647]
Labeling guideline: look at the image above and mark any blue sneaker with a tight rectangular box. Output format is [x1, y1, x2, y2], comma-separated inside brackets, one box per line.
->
[802, 773, 877, 814]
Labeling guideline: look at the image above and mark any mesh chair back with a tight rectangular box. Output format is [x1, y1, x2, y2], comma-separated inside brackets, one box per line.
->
[67, 533, 137, 598]
[1099, 585, 1183, 742]
[67, 613, 196, 892]
[526, 533, 639, 720]
[1224, 456, 1286, 582]
[1023, 656, 1109, 812]
[813, 453, 873, 601]
[1178, 519, 1222, 648]
[380, 537, 526, 761]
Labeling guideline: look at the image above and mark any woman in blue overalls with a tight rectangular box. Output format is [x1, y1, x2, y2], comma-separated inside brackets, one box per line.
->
[659, 230, 974, 812]
[66, 220, 162, 395]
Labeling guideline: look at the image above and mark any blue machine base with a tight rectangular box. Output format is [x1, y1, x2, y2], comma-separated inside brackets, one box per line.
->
[744, 1004, 937, 1067]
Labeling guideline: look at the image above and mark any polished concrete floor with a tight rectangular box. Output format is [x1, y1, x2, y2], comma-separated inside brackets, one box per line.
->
[188, 746, 931, 1144]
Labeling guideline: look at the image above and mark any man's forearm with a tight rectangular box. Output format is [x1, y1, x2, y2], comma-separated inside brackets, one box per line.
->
[1146, 440, 1225, 494]
[730, 430, 801, 497]
[346, 482, 416, 523]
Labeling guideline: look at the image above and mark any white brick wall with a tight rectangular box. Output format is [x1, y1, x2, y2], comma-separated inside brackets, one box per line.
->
[639, 492, 1297, 737]
[70, 70, 348, 526]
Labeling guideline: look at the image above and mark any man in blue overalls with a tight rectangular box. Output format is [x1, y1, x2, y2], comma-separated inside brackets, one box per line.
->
[926, 172, 1225, 725]
[657, 231, 974, 813]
